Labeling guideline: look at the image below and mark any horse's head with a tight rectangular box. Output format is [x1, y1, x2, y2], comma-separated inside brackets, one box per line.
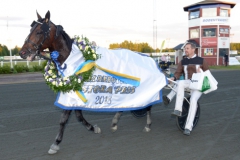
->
[19, 11, 55, 61]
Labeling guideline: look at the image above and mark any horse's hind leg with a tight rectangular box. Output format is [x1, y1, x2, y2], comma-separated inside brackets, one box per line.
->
[111, 111, 123, 132]
[143, 106, 152, 132]
[48, 110, 72, 154]
[75, 110, 101, 134]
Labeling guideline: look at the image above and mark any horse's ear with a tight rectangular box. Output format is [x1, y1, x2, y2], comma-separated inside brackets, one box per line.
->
[45, 11, 50, 23]
[36, 10, 42, 21]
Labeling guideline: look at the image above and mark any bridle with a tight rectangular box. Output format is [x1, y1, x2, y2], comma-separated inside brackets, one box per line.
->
[24, 20, 51, 57]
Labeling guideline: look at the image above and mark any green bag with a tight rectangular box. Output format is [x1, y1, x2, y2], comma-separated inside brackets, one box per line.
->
[201, 76, 211, 92]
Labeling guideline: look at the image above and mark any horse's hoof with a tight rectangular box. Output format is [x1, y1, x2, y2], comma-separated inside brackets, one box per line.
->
[93, 125, 101, 134]
[48, 144, 60, 154]
[111, 125, 117, 133]
[143, 126, 151, 132]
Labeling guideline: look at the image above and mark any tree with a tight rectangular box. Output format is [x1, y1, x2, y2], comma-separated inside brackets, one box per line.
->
[0, 45, 9, 56]
[11, 46, 21, 56]
[109, 41, 157, 53]
[230, 43, 240, 51]
[0, 44, 3, 55]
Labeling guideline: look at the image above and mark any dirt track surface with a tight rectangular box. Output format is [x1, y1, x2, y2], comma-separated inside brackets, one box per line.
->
[0, 70, 240, 160]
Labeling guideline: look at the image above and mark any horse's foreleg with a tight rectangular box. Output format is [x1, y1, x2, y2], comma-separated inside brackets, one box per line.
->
[75, 110, 101, 134]
[48, 110, 72, 154]
[111, 111, 123, 132]
[143, 106, 152, 132]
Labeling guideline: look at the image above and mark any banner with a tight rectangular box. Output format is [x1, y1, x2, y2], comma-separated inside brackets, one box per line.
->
[54, 45, 167, 112]
[160, 40, 165, 54]
[201, 37, 217, 47]
[218, 37, 229, 48]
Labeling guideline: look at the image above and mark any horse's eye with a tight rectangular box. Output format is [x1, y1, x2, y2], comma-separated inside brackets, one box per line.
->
[36, 31, 43, 35]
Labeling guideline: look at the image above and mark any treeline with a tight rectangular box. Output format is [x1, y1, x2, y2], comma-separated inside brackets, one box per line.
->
[230, 43, 240, 51]
[109, 40, 175, 53]
[0, 44, 21, 56]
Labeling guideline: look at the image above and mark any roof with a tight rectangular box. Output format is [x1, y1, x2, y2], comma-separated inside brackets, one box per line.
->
[173, 43, 184, 50]
[184, 0, 236, 11]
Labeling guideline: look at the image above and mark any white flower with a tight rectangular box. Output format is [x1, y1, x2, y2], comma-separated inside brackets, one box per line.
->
[59, 82, 63, 86]
[48, 70, 52, 74]
[52, 81, 56, 85]
[93, 54, 96, 59]
[45, 75, 49, 79]
[50, 65, 55, 69]
[63, 77, 68, 81]
[78, 79, 81, 83]
[85, 46, 89, 51]
[88, 51, 90, 54]
[52, 75, 57, 78]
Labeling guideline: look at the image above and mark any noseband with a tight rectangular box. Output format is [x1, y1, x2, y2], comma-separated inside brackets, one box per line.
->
[24, 20, 51, 56]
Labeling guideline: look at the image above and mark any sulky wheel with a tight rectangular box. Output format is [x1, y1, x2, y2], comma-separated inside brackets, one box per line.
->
[176, 97, 200, 131]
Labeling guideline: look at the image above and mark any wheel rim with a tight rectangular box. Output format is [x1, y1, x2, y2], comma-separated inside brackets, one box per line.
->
[176, 98, 200, 131]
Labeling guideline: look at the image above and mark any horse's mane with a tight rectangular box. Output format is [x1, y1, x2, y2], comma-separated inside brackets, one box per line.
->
[60, 29, 73, 51]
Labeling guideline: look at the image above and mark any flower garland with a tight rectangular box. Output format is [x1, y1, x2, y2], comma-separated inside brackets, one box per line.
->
[44, 36, 98, 93]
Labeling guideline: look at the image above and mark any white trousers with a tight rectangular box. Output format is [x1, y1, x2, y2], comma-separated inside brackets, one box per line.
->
[167, 81, 178, 101]
[174, 80, 202, 131]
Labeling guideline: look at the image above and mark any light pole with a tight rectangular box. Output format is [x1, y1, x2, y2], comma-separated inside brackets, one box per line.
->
[153, 0, 157, 53]
[6, 16, 13, 69]
[153, 20, 157, 53]
[7, 39, 13, 69]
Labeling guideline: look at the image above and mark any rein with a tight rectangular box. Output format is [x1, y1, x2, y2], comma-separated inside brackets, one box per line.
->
[25, 20, 50, 57]
[24, 20, 64, 60]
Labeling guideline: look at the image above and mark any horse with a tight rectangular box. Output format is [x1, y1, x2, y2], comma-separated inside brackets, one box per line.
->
[19, 11, 159, 154]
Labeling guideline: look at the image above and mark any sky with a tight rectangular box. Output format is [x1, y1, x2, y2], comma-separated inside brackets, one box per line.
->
[0, 0, 239, 50]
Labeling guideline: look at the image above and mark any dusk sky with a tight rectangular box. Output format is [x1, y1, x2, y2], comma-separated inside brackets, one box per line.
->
[0, 0, 239, 49]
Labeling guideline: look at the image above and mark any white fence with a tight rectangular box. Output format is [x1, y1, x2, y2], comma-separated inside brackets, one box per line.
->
[3, 56, 22, 60]
[151, 52, 175, 56]
[0, 59, 44, 67]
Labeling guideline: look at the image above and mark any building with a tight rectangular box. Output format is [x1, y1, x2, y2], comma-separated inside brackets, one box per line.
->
[174, 0, 236, 65]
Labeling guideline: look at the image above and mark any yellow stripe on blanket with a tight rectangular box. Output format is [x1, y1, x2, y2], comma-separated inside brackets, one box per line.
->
[75, 91, 87, 103]
[75, 62, 140, 82]
[95, 65, 140, 81]
[75, 62, 95, 75]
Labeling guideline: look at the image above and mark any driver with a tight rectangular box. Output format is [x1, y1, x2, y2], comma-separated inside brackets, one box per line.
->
[168, 42, 209, 136]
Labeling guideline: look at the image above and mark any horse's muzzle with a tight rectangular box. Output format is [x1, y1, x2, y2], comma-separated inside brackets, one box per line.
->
[19, 50, 37, 61]
[19, 51, 27, 59]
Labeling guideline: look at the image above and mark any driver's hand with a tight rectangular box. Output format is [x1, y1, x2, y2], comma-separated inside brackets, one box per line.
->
[168, 77, 174, 84]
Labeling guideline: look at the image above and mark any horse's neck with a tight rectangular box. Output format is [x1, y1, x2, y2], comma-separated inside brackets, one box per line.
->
[50, 36, 72, 65]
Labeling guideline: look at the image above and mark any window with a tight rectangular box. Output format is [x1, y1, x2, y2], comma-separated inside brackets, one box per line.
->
[190, 29, 199, 38]
[189, 10, 200, 19]
[202, 8, 217, 17]
[204, 48, 214, 56]
[203, 28, 216, 37]
[219, 28, 229, 34]
[220, 9, 228, 17]
[219, 48, 228, 57]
